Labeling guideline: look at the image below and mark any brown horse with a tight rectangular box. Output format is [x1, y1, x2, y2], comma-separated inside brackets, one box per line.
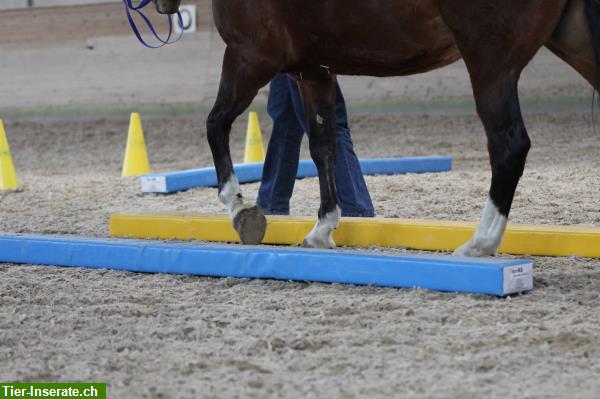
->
[152, 0, 600, 256]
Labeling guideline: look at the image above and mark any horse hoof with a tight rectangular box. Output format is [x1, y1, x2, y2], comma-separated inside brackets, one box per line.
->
[453, 240, 497, 257]
[233, 206, 267, 245]
[301, 237, 335, 250]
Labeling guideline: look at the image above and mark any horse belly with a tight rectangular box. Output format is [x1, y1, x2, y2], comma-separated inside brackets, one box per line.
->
[321, 42, 461, 77]
[213, 0, 461, 77]
[297, 2, 461, 77]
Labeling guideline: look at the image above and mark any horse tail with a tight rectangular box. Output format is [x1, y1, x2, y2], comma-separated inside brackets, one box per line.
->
[585, 0, 600, 85]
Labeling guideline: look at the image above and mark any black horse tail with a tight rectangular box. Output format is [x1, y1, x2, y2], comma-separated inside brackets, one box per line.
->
[585, 0, 600, 86]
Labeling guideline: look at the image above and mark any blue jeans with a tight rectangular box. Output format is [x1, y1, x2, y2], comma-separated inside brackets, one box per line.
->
[257, 74, 374, 217]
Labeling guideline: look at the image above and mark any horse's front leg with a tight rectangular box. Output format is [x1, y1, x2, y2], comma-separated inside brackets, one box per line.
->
[207, 46, 278, 244]
[296, 75, 340, 249]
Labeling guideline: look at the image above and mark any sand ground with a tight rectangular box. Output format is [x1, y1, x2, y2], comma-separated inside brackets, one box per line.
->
[1, 111, 599, 399]
[0, 26, 599, 399]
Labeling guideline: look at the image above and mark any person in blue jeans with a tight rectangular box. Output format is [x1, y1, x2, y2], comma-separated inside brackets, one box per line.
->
[257, 74, 375, 217]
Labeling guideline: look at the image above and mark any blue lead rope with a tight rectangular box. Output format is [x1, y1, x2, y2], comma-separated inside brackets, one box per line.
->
[124, 0, 184, 48]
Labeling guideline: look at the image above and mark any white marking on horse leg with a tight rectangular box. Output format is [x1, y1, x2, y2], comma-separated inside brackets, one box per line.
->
[454, 198, 508, 257]
[302, 206, 341, 249]
[218, 174, 248, 217]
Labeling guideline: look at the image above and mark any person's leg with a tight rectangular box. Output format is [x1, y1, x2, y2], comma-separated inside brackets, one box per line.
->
[289, 79, 374, 217]
[334, 82, 374, 217]
[256, 74, 305, 215]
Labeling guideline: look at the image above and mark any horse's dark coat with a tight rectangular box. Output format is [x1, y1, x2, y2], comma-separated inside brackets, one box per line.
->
[157, 0, 599, 253]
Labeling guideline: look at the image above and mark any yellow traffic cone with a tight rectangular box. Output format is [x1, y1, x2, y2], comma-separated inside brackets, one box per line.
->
[122, 112, 151, 176]
[243, 112, 265, 163]
[0, 119, 19, 190]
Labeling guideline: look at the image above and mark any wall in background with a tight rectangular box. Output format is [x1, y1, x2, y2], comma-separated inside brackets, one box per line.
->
[0, 0, 28, 10]
[0, 0, 210, 47]
[33, 0, 120, 6]
[0, 0, 121, 9]
[0, 1, 204, 10]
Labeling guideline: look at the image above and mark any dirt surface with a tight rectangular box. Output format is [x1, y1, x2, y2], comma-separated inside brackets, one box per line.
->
[1, 110, 599, 399]
[0, 12, 599, 398]
[0, 31, 592, 111]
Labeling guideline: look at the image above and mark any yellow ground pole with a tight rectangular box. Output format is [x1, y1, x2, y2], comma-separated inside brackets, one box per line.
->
[109, 214, 600, 258]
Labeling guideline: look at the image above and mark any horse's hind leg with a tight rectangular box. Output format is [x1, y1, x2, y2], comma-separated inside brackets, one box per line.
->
[295, 75, 340, 249]
[454, 75, 530, 257]
[438, 1, 565, 256]
[207, 46, 278, 244]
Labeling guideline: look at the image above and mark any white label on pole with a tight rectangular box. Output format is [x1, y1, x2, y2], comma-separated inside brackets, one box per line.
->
[141, 176, 167, 193]
[173, 5, 197, 34]
[502, 263, 533, 295]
